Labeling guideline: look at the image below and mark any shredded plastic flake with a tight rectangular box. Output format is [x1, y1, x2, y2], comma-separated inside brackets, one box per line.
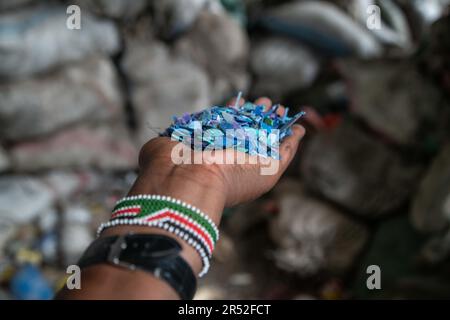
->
[160, 93, 305, 159]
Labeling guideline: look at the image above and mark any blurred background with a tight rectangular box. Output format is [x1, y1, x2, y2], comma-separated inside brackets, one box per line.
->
[0, 0, 449, 300]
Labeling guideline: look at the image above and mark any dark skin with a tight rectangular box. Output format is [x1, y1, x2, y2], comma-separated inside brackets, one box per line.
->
[56, 97, 305, 299]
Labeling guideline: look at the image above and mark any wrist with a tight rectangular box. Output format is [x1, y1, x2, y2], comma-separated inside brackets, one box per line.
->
[129, 165, 226, 225]
[99, 165, 226, 276]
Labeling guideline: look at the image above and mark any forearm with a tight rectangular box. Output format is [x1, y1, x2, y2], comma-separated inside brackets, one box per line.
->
[56, 166, 226, 299]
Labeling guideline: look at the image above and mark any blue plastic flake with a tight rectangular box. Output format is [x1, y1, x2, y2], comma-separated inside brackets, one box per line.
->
[160, 93, 305, 159]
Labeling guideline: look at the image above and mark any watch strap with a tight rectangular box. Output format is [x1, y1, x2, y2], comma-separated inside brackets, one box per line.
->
[77, 234, 197, 300]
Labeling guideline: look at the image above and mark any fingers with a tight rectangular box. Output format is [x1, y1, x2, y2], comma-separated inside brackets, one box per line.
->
[224, 95, 305, 176]
[227, 96, 276, 112]
[254, 97, 287, 117]
[278, 124, 306, 172]
[227, 96, 291, 119]
[254, 97, 272, 110]
[276, 105, 285, 116]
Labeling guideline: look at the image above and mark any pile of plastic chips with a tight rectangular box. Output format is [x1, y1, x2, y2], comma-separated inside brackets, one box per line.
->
[160, 94, 305, 159]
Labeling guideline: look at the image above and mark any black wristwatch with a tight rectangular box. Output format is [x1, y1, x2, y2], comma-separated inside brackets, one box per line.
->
[77, 233, 197, 300]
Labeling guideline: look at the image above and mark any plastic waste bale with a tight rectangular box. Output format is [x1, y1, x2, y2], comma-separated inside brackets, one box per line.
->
[151, 0, 224, 39]
[0, 57, 124, 140]
[421, 15, 450, 96]
[73, 0, 149, 19]
[250, 36, 319, 100]
[411, 144, 450, 233]
[0, 0, 34, 11]
[121, 39, 211, 146]
[263, 0, 382, 58]
[300, 120, 423, 217]
[269, 179, 369, 276]
[0, 176, 55, 224]
[349, 0, 412, 51]
[339, 60, 447, 147]
[41, 171, 98, 200]
[0, 5, 120, 78]
[8, 123, 138, 171]
[414, 145, 450, 265]
[175, 11, 249, 103]
[397, 0, 450, 34]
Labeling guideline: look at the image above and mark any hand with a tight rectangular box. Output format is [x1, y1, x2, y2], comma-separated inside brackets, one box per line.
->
[135, 97, 306, 222]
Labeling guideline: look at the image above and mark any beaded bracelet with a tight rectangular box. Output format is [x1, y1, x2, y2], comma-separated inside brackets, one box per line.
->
[112, 195, 219, 242]
[110, 208, 215, 255]
[97, 218, 211, 276]
[97, 195, 220, 277]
